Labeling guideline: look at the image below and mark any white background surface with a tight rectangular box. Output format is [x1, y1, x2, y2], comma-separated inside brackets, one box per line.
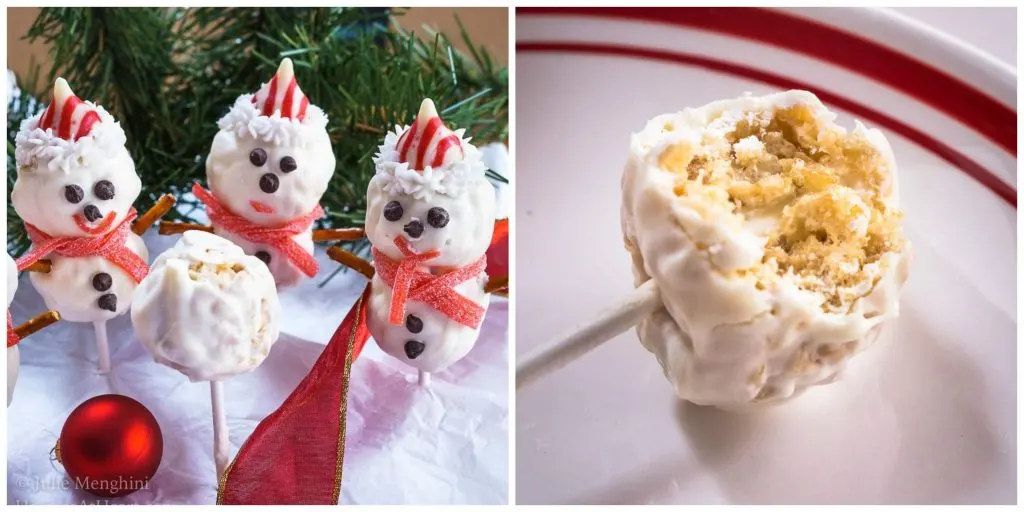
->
[6, 150, 510, 504]
[515, 7, 1016, 505]
[892, 8, 1016, 66]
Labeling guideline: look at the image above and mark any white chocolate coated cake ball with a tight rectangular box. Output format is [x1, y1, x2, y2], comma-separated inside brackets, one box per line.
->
[131, 231, 281, 382]
[621, 91, 910, 409]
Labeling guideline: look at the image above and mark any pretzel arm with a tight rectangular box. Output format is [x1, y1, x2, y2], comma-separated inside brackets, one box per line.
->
[132, 194, 177, 235]
[313, 228, 366, 243]
[484, 275, 508, 295]
[14, 310, 61, 339]
[159, 221, 214, 236]
[24, 260, 51, 273]
[326, 246, 375, 279]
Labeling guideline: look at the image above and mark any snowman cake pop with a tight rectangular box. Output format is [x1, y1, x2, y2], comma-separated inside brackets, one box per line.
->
[328, 98, 499, 383]
[12, 78, 172, 373]
[160, 58, 363, 288]
[7, 254, 61, 406]
[132, 230, 281, 478]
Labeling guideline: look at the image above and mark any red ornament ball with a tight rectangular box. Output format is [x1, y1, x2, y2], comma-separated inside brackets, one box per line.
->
[57, 394, 163, 498]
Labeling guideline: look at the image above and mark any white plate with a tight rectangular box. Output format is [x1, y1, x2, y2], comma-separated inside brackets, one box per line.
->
[515, 7, 1016, 505]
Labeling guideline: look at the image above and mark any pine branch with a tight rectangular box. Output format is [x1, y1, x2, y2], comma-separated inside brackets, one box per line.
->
[7, 7, 508, 256]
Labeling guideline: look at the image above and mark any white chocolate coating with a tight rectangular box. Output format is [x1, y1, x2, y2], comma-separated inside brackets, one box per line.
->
[8, 255, 19, 406]
[621, 91, 910, 408]
[367, 273, 489, 373]
[131, 231, 281, 382]
[28, 235, 147, 322]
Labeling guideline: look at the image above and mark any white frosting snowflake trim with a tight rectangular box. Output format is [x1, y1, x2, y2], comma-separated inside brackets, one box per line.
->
[217, 94, 329, 147]
[372, 124, 487, 200]
[15, 104, 127, 174]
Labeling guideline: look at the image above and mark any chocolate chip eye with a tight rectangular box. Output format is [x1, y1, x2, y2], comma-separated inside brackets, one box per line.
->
[383, 201, 403, 222]
[94, 180, 115, 200]
[64, 184, 84, 204]
[249, 148, 268, 167]
[279, 156, 297, 173]
[427, 207, 449, 228]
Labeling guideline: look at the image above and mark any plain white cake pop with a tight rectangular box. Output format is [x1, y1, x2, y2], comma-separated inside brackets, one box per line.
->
[131, 231, 281, 382]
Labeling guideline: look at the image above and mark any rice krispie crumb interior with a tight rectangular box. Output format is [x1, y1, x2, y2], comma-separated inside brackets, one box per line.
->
[658, 105, 904, 312]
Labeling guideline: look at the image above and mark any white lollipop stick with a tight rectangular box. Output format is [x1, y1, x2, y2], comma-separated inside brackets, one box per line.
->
[92, 321, 110, 374]
[516, 279, 661, 390]
[210, 380, 229, 480]
[418, 370, 431, 387]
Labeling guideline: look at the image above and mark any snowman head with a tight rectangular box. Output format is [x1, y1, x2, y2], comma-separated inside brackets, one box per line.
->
[206, 58, 335, 225]
[367, 99, 496, 268]
[12, 79, 141, 238]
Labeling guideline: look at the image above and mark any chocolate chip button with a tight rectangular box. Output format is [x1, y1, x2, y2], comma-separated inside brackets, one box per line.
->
[383, 201, 403, 222]
[97, 293, 117, 312]
[405, 314, 423, 334]
[404, 340, 425, 359]
[92, 272, 112, 292]
[83, 204, 102, 222]
[94, 180, 115, 200]
[279, 156, 297, 173]
[65, 184, 84, 204]
[254, 251, 271, 265]
[427, 207, 449, 228]
[249, 148, 267, 166]
[259, 173, 279, 194]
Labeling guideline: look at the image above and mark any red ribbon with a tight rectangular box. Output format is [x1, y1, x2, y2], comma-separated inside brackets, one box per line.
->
[372, 236, 487, 330]
[218, 284, 372, 504]
[192, 183, 322, 278]
[16, 208, 148, 283]
[7, 311, 19, 348]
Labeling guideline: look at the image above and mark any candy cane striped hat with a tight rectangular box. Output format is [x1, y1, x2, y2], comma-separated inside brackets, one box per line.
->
[251, 58, 310, 121]
[396, 99, 465, 171]
[37, 78, 102, 142]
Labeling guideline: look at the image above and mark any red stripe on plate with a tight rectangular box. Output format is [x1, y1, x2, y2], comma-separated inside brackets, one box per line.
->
[518, 7, 1016, 156]
[518, 41, 1016, 208]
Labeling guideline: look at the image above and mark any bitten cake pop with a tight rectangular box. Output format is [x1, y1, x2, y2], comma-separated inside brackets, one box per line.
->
[161, 58, 362, 288]
[328, 98, 500, 385]
[12, 78, 173, 373]
[519, 91, 910, 409]
[7, 254, 61, 406]
[131, 230, 281, 479]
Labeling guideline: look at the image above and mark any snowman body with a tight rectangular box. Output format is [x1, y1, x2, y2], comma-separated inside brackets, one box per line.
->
[28, 236, 147, 322]
[364, 99, 497, 373]
[8, 255, 20, 406]
[12, 79, 145, 323]
[203, 58, 335, 288]
[367, 273, 489, 372]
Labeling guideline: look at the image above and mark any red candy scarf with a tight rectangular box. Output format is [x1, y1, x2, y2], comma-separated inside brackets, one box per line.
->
[192, 183, 322, 278]
[372, 236, 487, 329]
[16, 208, 148, 283]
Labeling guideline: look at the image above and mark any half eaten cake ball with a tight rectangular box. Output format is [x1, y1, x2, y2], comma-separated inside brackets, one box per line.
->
[621, 90, 910, 408]
[131, 230, 281, 382]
